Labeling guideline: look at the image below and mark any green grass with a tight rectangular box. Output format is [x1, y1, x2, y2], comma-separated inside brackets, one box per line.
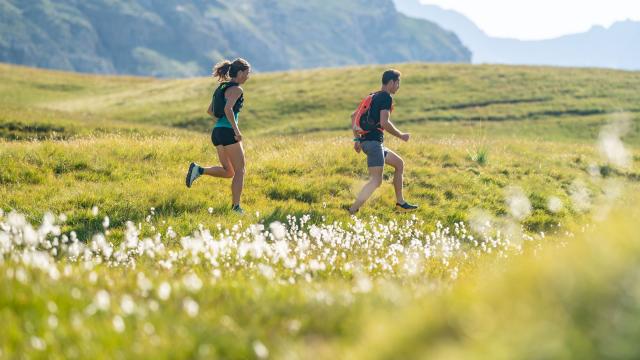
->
[1, 62, 639, 358]
[1, 62, 638, 234]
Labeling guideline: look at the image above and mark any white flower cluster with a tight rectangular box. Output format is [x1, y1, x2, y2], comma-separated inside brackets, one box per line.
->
[1, 211, 532, 285]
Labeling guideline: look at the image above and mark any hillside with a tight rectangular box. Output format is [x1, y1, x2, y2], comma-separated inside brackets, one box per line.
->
[1, 61, 638, 236]
[0, 0, 470, 77]
[394, 0, 640, 70]
[1, 62, 639, 358]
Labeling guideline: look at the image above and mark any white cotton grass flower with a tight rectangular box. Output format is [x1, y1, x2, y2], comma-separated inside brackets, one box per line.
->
[48, 315, 58, 329]
[258, 264, 275, 279]
[183, 297, 199, 318]
[102, 216, 110, 229]
[269, 221, 286, 240]
[92, 206, 99, 217]
[94, 290, 111, 311]
[112, 315, 125, 333]
[157, 282, 171, 301]
[15, 268, 28, 284]
[253, 340, 269, 359]
[598, 113, 632, 169]
[1, 204, 554, 300]
[137, 272, 153, 295]
[7, 211, 27, 228]
[120, 295, 136, 315]
[88, 272, 98, 284]
[182, 273, 203, 293]
[208, 207, 214, 214]
[30, 336, 46, 351]
[501, 220, 524, 247]
[353, 273, 373, 293]
[547, 197, 564, 213]
[505, 186, 532, 221]
[570, 180, 592, 213]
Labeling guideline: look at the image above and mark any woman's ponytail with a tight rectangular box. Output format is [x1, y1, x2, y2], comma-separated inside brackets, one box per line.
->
[213, 60, 232, 82]
[212, 58, 251, 82]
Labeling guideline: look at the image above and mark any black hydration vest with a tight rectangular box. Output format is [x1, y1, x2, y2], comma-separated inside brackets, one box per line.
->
[212, 82, 244, 119]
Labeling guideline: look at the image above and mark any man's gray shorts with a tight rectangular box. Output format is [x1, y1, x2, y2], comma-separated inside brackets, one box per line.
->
[361, 140, 389, 168]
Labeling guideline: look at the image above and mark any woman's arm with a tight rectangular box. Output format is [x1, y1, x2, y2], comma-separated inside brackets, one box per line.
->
[224, 87, 243, 141]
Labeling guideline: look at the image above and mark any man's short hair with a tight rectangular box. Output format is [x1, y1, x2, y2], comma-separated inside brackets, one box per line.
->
[382, 69, 401, 85]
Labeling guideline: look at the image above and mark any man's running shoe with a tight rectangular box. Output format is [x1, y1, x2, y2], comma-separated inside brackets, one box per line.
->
[396, 202, 418, 212]
[186, 162, 202, 188]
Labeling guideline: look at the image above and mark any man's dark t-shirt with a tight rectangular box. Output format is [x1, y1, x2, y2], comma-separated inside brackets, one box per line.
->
[361, 91, 393, 142]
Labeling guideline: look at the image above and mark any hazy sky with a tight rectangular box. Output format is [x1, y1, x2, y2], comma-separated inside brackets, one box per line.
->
[421, 0, 640, 40]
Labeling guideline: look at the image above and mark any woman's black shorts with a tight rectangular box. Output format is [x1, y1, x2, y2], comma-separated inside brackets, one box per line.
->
[211, 127, 238, 146]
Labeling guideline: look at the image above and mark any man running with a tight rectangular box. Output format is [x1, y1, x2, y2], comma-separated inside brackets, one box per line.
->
[349, 69, 418, 214]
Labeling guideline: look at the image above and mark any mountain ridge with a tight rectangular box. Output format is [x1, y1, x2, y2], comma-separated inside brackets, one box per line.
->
[0, 0, 471, 77]
[393, 0, 640, 70]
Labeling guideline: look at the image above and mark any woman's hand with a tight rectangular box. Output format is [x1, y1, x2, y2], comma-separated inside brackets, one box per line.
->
[234, 132, 243, 142]
[354, 141, 362, 153]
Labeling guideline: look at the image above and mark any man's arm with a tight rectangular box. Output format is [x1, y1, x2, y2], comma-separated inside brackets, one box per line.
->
[351, 111, 361, 138]
[351, 110, 362, 152]
[380, 110, 409, 141]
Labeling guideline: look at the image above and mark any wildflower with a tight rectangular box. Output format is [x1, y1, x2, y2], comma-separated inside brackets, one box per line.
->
[120, 295, 136, 315]
[94, 290, 111, 311]
[30, 336, 46, 351]
[253, 340, 269, 359]
[112, 315, 125, 333]
[547, 197, 563, 213]
[157, 282, 171, 301]
[183, 297, 199, 318]
[182, 273, 203, 293]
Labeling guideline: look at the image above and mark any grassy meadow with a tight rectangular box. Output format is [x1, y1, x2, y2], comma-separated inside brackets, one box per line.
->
[1, 62, 639, 358]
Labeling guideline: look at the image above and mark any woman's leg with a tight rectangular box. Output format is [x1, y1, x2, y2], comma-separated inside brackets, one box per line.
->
[202, 145, 235, 178]
[349, 166, 384, 214]
[384, 149, 405, 204]
[224, 142, 245, 206]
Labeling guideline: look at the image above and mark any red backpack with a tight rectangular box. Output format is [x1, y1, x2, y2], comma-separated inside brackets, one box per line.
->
[351, 92, 389, 136]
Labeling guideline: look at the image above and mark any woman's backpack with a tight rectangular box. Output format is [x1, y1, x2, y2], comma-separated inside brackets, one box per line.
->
[212, 82, 243, 118]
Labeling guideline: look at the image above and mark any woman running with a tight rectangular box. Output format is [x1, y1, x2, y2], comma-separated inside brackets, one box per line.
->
[186, 58, 251, 214]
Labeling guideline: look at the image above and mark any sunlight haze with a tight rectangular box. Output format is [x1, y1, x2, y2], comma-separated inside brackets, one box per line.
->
[420, 0, 640, 40]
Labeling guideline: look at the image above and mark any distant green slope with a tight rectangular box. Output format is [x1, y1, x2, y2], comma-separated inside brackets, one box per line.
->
[1, 62, 639, 144]
[1, 62, 639, 237]
[0, 0, 470, 77]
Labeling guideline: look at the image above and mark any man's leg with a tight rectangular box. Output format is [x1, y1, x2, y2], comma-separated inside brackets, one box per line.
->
[384, 149, 405, 204]
[350, 166, 384, 214]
